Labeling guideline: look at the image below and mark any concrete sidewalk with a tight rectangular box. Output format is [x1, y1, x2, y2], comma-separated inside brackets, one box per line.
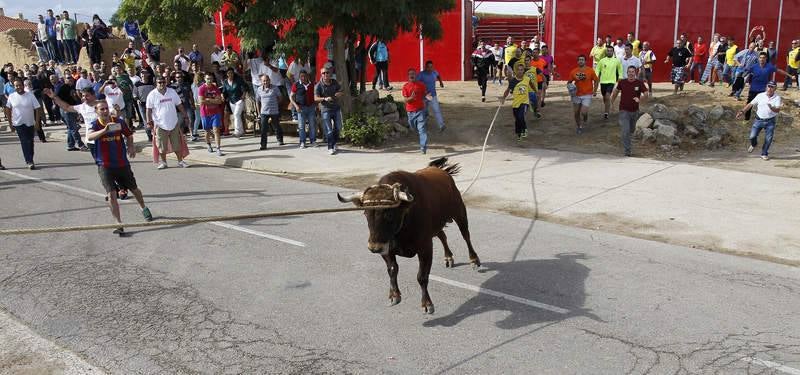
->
[13, 123, 800, 265]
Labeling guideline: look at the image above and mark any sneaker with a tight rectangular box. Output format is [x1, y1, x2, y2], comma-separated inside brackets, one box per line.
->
[761, 155, 770, 160]
[113, 227, 125, 236]
[28, 163, 36, 170]
[278, 141, 285, 146]
[541, 101, 546, 107]
[481, 96, 486, 102]
[747, 145, 754, 153]
[79, 146, 89, 152]
[191, 136, 199, 142]
[217, 149, 224, 156]
[67, 147, 80, 151]
[259, 146, 267, 150]
[300, 143, 306, 149]
[603, 113, 609, 120]
[177, 160, 189, 168]
[439, 126, 446, 134]
[0, 164, 4, 170]
[157, 162, 167, 170]
[534, 112, 542, 119]
[522, 130, 528, 138]
[421, 149, 426, 154]
[624, 152, 632, 157]
[119, 189, 129, 200]
[517, 135, 522, 142]
[207, 144, 214, 153]
[576, 127, 583, 135]
[328, 148, 335, 155]
[142, 207, 153, 221]
[386, 86, 394, 91]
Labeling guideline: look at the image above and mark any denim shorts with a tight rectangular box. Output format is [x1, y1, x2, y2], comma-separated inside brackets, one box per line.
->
[202, 114, 222, 130]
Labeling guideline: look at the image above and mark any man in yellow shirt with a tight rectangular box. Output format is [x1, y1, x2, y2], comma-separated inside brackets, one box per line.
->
[590, 37, 607, 69]
[627, 32, 641, 57]
[504, 36, 518, 65]
[723, 37, 738, 86]
[501, 63, 531, 141]
[784, 39, 800, 90]
[595, 46, 623, 119]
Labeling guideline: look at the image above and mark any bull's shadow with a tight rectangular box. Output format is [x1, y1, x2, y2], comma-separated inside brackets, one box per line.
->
[424, 253, 600, 329]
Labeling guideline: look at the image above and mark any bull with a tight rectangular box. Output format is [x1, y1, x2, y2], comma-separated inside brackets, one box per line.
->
[338, 157, 481, 314]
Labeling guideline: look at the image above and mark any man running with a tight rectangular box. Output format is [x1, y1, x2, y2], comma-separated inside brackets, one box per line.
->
[596, 45, 623, 119]
[4, 79, 41, 169]
[87, 101, 153, 235]
[501, 63, 531, 141]
[742, 52, 794, 120]
[611, 66, 648, 156]
[665, 40, 692, 95]
[567, 55, 599, 134]
[736, 81, 781, 160]
[402, 68, 432, 154]
[417, 60, 446, 131]
[198, 72, 225, 155]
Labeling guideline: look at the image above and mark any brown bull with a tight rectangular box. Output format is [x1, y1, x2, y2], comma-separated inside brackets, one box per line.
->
[338, 157, 481, 314]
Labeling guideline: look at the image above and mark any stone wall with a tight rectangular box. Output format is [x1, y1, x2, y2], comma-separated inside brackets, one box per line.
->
[0, 29, 38, 67]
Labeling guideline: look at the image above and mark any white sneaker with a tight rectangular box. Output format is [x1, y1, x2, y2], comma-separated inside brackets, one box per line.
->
[328, 149, 335, 155]
[747, 145, 754, 153]
[300, 143, 306, 149]
[217, 149, 224, 156]
[157, 162, 167, 170]
[761, 155, 770, 160]
[178, 160, 189, 168]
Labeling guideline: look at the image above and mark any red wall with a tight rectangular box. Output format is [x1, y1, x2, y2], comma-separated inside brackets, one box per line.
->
[215, 0, 468, 82]
[546, 0, 800, 82]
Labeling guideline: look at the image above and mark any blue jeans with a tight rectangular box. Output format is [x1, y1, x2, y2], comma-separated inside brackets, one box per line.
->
[192, 108, 202, 137]
[722, 63, 733, 84]
[749, 117, 776, 156]
[407, 110, 428, 153]
[298, 106, 316, 145]
[513, 105, 528, 135]
[15, 125, 35, 164]
[321, 110, 342, 150]
[137, 101, 152, 141]
[425, 96, 445, 129]
[64, 39, 79, 63]
[61, 110, 84, 148]
[689, 62, 704, 82]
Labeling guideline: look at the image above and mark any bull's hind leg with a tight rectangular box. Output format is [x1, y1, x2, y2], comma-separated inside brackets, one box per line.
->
[436, 231, 455, 268]
[381, 254, 401, 306]
[417, 241, 435, 314]
[453, 206, 481, 269]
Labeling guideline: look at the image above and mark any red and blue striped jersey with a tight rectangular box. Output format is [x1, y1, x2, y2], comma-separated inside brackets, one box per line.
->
[91, 118, 133, 168]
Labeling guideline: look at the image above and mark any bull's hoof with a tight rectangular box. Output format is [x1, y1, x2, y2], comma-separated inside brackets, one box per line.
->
[470, 258, 482, 270]
[388, 295, 402, 306]
[444, 257, 454, 268]
[422, 304, 435, 314]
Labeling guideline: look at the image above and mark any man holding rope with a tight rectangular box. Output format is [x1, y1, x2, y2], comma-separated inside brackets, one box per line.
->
[87, 101, 153, 236]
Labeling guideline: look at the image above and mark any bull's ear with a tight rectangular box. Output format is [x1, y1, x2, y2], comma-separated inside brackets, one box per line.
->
[397, 191, 414, 202]
[337, 192, 363, 206]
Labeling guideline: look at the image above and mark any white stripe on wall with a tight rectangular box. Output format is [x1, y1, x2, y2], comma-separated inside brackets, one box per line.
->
[551, 0, 558, 57]
[745, 0, 752, 42]
[593, 0, 599, 44]
[776, 0, 784, 53]
[635, 0, 641, 38]
[673, 0, 681, 44]
[461, 0, 465, 80]
[711, 0, 717, 38]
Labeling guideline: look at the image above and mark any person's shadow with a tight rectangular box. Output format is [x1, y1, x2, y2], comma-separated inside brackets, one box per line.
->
[424, 253, 600, 329]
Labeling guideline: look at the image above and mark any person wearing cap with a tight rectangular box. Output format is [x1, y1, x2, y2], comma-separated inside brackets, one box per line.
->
[784, 40, 800, 90]
[742, 51, 794, 121]
[736, 81, 781, 160]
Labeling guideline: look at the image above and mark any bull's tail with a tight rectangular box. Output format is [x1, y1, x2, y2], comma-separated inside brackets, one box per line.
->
[429, 157, 461, 176]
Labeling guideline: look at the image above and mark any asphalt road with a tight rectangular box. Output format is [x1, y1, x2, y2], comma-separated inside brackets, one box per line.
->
[1, 133, 800, 374]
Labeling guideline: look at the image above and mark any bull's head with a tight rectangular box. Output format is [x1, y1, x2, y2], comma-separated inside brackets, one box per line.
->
[338, 183, 414, 254]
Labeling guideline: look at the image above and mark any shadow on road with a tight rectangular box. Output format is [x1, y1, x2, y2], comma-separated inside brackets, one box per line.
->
[424, 253, 600, 330]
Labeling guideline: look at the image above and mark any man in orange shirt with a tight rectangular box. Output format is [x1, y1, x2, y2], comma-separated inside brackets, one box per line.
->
[566, 55, 599, 134]
[529, 47, 547, 115]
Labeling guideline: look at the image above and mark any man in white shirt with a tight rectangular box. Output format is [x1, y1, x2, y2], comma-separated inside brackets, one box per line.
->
[210, 45, 224, 69]
[621, 44, 642, 76]
[614, 38, 626, 60]
[46, 87, 101, 157]
[100, 77, 125, 117]
[174, 47, 191, 72]
[4, 79, 42, 169]
[737, 81, 781, 160]
[146, 76, 189, 169]
[246, 54, 266, 90]
[76, 70, 92, 91]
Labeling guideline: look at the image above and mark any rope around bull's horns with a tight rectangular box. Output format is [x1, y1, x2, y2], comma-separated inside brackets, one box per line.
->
[0, 204, 400, 236]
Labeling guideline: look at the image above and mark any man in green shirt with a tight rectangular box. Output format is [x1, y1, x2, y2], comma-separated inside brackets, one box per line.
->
[595, 45, 623, 119]
[60, 11, 78, 64]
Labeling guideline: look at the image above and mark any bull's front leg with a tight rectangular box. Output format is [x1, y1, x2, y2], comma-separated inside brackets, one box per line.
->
[382, 254, 401, 306]
[417, 241, 435, 314]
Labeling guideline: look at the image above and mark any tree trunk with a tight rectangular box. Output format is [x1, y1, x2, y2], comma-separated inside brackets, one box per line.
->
[332, 26, 352, 114]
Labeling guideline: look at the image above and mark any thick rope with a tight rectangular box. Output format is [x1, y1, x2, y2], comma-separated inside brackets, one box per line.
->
[459, 102, 503, 196]
[0, 204, 398, 236]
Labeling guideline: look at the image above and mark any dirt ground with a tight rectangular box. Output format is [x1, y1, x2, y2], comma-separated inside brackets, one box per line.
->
[376, 79, 800, 179]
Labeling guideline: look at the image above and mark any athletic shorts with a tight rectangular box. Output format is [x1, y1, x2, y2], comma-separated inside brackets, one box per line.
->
[600, 83, 615, 96]
[544, 75, 551, 84]
[98, 165, 138, 193]
[202, 114, 222, 130]
[572, 95, 592, 107]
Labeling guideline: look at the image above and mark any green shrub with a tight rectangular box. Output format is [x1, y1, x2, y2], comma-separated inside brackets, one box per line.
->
[342, 113, 387, 147]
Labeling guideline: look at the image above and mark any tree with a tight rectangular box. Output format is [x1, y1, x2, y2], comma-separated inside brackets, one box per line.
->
[117, 0, 456, 112]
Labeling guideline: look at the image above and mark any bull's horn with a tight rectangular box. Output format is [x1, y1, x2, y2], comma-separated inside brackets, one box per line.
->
[397, 191, 414, 202]
[337, 192, 363, 204]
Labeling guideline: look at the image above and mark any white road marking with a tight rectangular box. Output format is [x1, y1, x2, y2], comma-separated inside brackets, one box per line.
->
[428, 274, 571, 314]
[210, 221, 306, 247]
[742, 357, 800, 375]
[1, 170, 305, 246]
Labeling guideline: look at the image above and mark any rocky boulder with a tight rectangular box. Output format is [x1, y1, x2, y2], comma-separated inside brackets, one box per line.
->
[708, 105, 725, 122]
[655, 124, 680, 145]
[635, 113, 655, 131]
[381, 101, 397, 115]
[382, 111, 400, 124]
[684, 125, 701, 138]
[359, 90, 379, 105]
[649, 103, 680, 122]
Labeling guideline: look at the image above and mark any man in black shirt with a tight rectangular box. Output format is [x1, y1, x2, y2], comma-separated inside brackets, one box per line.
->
[56, 75, 86, 151]
[665, 40, 693, 95]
